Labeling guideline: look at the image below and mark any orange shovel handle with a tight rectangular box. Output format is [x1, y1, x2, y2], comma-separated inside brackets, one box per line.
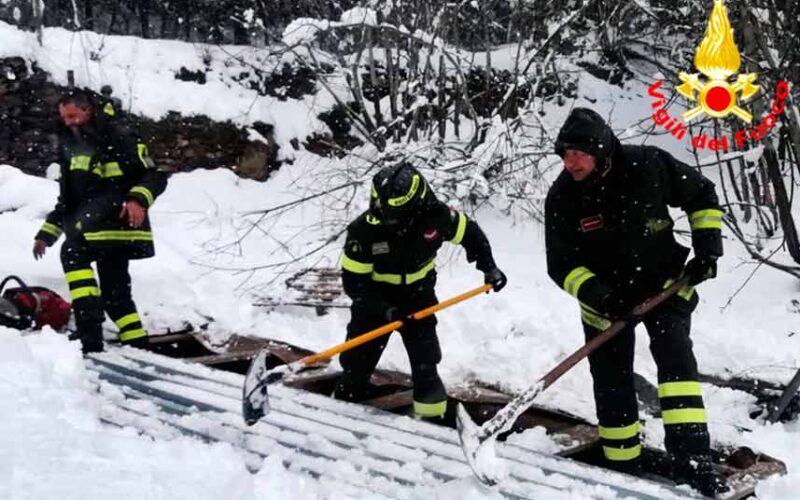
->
[300, 283, 493, 367]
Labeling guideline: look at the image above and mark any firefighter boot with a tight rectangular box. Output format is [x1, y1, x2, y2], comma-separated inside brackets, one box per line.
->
[331, 370, 370, 402]
[672, 453, 730, 497]
[411, 363, 447, 422]
[70, 321, 104, 354]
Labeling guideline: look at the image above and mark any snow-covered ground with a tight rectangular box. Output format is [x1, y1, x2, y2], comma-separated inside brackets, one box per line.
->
[1, 20, 798, 499]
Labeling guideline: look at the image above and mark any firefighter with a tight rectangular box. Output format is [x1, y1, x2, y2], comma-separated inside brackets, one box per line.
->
[333, 163, 507, 419]
[33, 88, 168, 354]
[545, 108, 728, 497]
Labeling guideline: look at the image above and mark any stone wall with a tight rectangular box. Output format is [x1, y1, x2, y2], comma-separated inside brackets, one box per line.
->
[0, 57, 281, 181]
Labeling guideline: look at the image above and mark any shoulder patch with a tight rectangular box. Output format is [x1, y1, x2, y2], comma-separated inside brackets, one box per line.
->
[347, 240, 361, 254]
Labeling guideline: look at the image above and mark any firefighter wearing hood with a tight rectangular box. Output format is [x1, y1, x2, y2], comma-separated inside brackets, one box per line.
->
[545, 108, 727, 496]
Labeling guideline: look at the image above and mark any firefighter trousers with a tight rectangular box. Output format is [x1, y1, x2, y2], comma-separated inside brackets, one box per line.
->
[61, 238, 148, 351]
[333, 290, 447, 418]
[583, 290, 710, 472]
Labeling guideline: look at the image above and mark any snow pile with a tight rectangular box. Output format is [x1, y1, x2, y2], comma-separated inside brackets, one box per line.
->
[0, 21, 333, 156]
[0, 20, 797, 499]
[0, 328, 253, 499]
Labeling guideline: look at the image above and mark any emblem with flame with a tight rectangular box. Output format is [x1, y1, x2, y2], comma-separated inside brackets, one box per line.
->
[676, 0, 759, 122]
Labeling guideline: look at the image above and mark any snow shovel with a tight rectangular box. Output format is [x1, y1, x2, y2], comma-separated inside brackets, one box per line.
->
[456, 277, 690, 485]
[243, 283, 493, 425]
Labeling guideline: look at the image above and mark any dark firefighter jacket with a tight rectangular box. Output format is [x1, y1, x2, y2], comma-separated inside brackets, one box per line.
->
[35, 112, 168, 260]
[341, 200, 497, 315]
[546, 117, 723, 330]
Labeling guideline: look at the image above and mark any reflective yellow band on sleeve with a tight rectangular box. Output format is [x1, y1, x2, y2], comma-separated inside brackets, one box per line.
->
[115, 313, 142, 330]
[365, 214, 381, 225]
[663, 279, 695, 301]
[70, 286, 100, 300]
[137, 143, 155, 169]
[563, 266, 596, 298]
[119, 328, 147, 342]
[40, 222, 62, 237]
[598, 421, 640, 440]
[413, 400, 447, 418]
[84, 230, 153, 242]
[341, 254, 373, 274]
[129, 186, 154, 207]
[103, 102, 116, 116]
[662, 408, 707, 425]
[450, 212, 467, 245]
[65, 269, 96, 283]
[69, 155, 91, 172]
[658, 381, 703, 398]
[689, 209, 723, 230]
[603, 444, 641, 461]
[99, 162, 123, 178]
[580, 305, 612, 331]
[372, 259, 435, 285]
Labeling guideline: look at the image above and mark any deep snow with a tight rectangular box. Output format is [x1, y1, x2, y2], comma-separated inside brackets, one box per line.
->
[1, 19, 798, 499]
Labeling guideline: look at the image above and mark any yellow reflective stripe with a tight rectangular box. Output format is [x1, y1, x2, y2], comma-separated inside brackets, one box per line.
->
[580, 306, 612, 330]
[129, 186, 154, 207]
[70, 286, 100, 300]
[40, 222, 62, 237]
[662, 408, 707, 425]
[119, 328, 147, 342]
[66, 269, 95, 283]
[689, 209, 723, 230]
[365, 214, 381, 225]
[658, 381, 703, 398]
[84, 230, 153, 242]
[663, 279, 695, 301]
[370, 185, 378, 198]
[372, 259, 435, 285]
[598, 422, 640, 440]
[70, 155, 91, 171]
[92, 161, 124, 178]
[137, 143, 153, 169]
[115, 313, 141, 330]
[563, 266, 595, 298]
[388, 174, 420, 207]
[603, 444, 641, 461]
[341, 254, 373, 274]
[102, 162, 123, 177]
[450, 212, 467, 245]
[413, 400, 446, 418]
[103, 102, 116, 116]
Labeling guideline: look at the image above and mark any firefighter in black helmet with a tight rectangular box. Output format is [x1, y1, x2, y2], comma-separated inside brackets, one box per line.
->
[334, 163, 507, 419]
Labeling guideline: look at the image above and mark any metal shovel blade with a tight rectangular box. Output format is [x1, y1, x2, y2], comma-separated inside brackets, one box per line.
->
[455, 403, 498, 486]
[242, 349, 271, 425]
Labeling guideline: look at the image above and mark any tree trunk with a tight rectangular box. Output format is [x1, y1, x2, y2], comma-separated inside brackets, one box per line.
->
[763, 144, 800, 263]
[139, 0, 150, 38]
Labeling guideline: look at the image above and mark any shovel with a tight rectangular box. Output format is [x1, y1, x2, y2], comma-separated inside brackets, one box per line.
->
[456, 277, 690, 485]
[243, 283, 493, 425]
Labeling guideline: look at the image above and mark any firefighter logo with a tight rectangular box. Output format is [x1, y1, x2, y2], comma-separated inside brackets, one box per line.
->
[676, 0, 759, 123]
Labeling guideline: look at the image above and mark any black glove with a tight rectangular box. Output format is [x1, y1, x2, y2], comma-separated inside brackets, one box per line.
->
[484, 266, 507, 292]
[600, 292, 642, 326]
[684, 255, 717, 286]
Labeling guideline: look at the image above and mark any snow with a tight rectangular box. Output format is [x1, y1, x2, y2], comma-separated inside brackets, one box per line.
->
[0, 20, 798, 499]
